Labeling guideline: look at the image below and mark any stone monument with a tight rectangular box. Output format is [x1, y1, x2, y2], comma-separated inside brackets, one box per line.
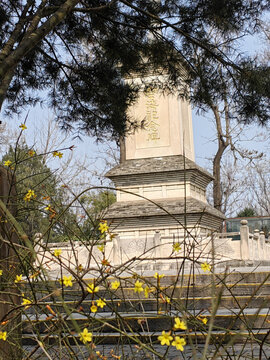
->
[105, 74, 225, 264]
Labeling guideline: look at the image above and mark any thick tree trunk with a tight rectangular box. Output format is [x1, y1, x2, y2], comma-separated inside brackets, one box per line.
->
[211, 102, 230, 214]
[0, 69, 15, 112]
[119, 136, 126, 163]
[0, 0, 80, 111]
[213, 143, 227, 212]
[0, 167, 21, 359]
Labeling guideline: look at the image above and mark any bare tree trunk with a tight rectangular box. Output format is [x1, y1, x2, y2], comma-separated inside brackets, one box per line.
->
[213, 145, 227, 211]
[211, 103, 229, 213]
[119, 136, 126, 163]
[0, 167, 21, 359]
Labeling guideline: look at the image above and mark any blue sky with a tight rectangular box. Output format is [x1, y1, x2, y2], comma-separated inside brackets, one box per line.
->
[3, 90, 267, 184]
[2, 27, 268, 182]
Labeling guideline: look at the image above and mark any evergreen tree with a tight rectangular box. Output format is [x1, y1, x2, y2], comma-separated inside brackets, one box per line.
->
[80, 190, 116, 239]
[237, 207, 257, 217]
[0, 1, 268, 139]
[1, 144, 77, 242]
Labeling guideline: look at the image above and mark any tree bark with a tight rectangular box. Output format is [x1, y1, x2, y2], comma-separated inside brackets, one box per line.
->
[0, 167, 21, 359]
[119, 136, 126, 163]
[213, 144, 227, 211]
[0, 0, 80, 111]
[211, 104, 229, 212]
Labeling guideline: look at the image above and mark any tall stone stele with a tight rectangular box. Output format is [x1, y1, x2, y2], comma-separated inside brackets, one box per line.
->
[105, 72, 225, 262]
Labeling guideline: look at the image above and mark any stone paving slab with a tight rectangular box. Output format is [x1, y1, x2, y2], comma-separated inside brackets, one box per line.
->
[22, 343, 270, 360]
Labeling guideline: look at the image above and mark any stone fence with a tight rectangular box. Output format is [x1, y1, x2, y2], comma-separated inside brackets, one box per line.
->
[34, 220, 270, 275]
[239, 219, 270, 261]
[213, 219, 270, 262]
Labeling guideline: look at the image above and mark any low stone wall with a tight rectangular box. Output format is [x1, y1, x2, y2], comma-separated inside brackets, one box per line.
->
[34, 220, 270, 274]
[34, 239, 114, 276]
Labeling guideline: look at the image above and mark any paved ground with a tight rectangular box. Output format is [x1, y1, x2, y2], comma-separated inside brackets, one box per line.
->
[23, 343, 270, 360]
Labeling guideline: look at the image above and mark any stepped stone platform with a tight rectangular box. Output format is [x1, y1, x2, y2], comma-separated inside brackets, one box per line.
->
[22, 264, 270, 360]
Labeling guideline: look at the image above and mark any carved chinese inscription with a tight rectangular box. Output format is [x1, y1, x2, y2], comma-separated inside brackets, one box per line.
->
[145, 89, 160, 141]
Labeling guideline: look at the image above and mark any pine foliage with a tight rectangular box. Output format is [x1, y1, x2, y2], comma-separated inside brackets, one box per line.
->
[0, 0, 269, 138]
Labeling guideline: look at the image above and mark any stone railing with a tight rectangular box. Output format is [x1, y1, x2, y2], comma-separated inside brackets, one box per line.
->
[34, 220, 270, 275]
[239, 219, 270, 261]
[214, 219, 270, 262]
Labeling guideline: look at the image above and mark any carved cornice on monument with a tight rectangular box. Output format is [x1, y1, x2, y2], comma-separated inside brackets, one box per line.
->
[106, 155, 213, 179]
[105, 198, 225, 220]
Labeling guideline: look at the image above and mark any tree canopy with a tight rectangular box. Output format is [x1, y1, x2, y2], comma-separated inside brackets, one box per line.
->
[237, 207, 257, 218]
[1, 144, 78, 242]
[80, 190, 116, 237]
[0, 0, 269, 139]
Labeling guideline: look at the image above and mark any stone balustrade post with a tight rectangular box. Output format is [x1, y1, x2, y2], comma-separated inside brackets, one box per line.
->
[240, 220, 250, 260]
[254, 229, 260, 260]
[267, 233, 270, 259]
[154, 230, 161, 258]
[113, 235, 120, 265]
[259, 231, 266, 261]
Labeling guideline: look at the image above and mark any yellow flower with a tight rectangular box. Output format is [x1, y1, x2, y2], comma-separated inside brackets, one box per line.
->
[134, 280, 144, 293]
[19, 123, 27, 130]
[97, 244, 104, 252]
[165, 296, 171, 304]
[0, 331, 7, 341]
[91, 302, 98, 313]
[201, 262, 211, 272]
[144, 286, 150, 298]
[15, 274, 23, 283]
[0, 270, 2, 276]
[52, 151, 63, 158]
[76, 264, 84, 272]
[62, 275, 73, 287]
[79, 328, 92, 344]
[53, 249, 62, 257]
[97, 298, 106, 308]
[23, 189, 36, 202]
[22, 298, 32, 309]
[28, 150, 35, 157]
[172, 336, 186, 351]
[174, 317, 187, 330]
[158, 331, 173, 346]
[154, 272, 164, 280]
[87, 283, 99, 294]
[4, 160, 12, 167]
[45, 204, 52, 211]
[173, 243, 181, 252]
[111, 280, 120, 290]
[98, 221, 109, 234]
[201, 317, 208, 325]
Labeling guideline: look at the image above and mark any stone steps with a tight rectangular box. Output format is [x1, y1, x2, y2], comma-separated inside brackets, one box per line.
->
[25, 282, 270, 303]
[24, 293, 270, 315]
[24, 269, 270, 289]
[22, 308, 270, 334]
[22, 327, 270, 346]
[21, 268, 270, 351]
